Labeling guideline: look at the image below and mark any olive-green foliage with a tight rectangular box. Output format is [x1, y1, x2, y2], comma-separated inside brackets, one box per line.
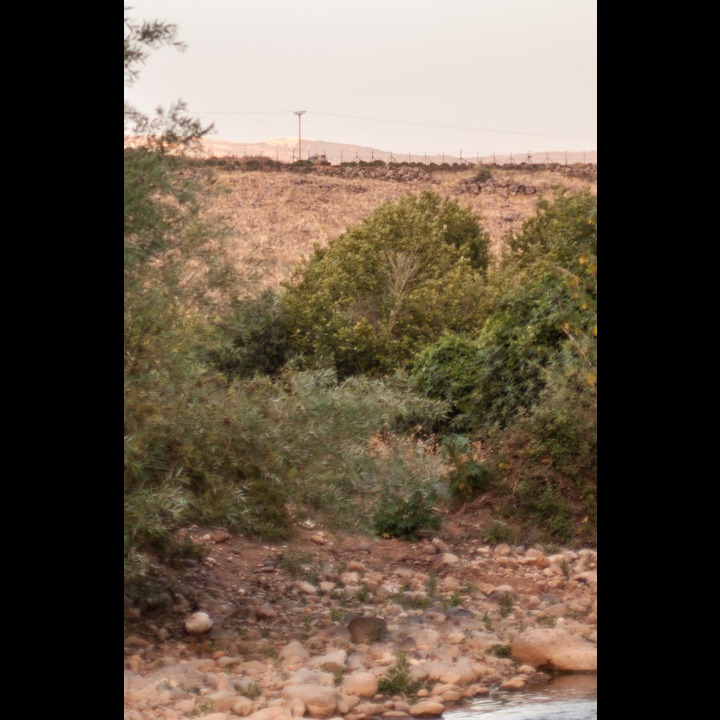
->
[506, 189, 597, 269]
[283, 191, 490, 377]
[487, 644, 511, 658]
[495, 350, 597, 542]
[484, 522, 517, 545]
[469, 190, 596, 429]
[205, 289, 289, 379]
[125, 367, 450, 574]
[410, 333, 483, 425]
[477, 192, 596, 540]
[125, 12, 238, 573]
[372, 486, 442, 539]
[378, 653, 420, 695]
[473, 166, 494, 183]
[447, 459, 496, 503]
[124, 14, 449, 577]
[471, 271, 581, 427]
[525, 348, 597, 485]
[506, 472, 575, 543]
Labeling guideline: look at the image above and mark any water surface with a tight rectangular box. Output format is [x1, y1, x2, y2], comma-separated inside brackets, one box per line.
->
[445, 674, 597, 720]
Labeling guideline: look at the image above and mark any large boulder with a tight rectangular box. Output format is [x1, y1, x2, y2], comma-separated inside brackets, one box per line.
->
[510, 629, 597, 671]
[341, 671, 379, 697]
[281, 640, 310, 666]
[409, 701, 445, 717]
[347, 616, 387, 644]
[282, 685, 338, 718]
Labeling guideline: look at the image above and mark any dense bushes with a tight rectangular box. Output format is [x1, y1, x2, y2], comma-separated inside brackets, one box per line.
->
[205, 289, 289, 379]
[125, 367, 450, 573]
[406, 190, 597, 542]
[410, 333, 483, 429]
[283, 191, 491, 377]
[412, 190, 596, 429]
[124, 14, 461, 579]
[125, 10, 596, 568]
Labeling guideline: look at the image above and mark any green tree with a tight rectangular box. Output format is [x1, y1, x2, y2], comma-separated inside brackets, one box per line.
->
[283, 191, 490, 377]
[476, 190, 596, 426]
[124, 11, 232, 574]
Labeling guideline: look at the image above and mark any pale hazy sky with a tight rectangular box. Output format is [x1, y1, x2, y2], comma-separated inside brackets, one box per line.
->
[124, 0, 597, 156]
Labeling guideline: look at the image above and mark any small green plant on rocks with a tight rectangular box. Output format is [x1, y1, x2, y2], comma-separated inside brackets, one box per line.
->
[378, 653, 420, 696]
[442, 591, 463, 609]
[393, 592, 431, 610]
[277, 550, 314, 577]
[485, 521, 517, 545]
[559, 558, 570, 578]
[355, 585, 371, 603]
[499, 592, 514, 618]
[301, 615, 313, 639]
[241, 681, 262, 700]
[425, 571, 438, 596]
[487, 644, 511, 658]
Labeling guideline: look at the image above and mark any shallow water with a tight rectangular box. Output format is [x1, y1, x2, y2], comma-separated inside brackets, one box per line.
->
[445, 674, 597, 720]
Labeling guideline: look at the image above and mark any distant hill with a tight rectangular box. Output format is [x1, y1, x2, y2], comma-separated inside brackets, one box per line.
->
[199, 137, 596, 166]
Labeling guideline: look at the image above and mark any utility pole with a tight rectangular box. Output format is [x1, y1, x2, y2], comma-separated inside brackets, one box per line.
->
[294, 110, 306, 161]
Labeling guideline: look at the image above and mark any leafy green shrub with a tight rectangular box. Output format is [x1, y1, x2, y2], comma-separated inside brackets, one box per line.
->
[523, 347, 597, 487]
[125, 366, 449, 576]
[507, 189, 597, 268]
[447, 459, 495, 502]
[205, 289, 289, 379]
[373, 487, 442, 539]
[283, 191, 490, 377]
[484, 521, 517, 545]
[507, 473, 574, 543]
[468, 191, 597, 429]
[469, 274, 574, 427]
[239, 156, 281, 172]
[410, 333, 482, 417]
[473, 166, 494, 183]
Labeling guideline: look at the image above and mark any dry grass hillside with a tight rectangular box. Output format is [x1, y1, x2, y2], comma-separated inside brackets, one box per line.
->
[199, 163, 597, 298]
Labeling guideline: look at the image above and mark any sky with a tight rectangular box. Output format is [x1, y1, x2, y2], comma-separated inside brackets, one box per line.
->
[124, 0, 597, 157]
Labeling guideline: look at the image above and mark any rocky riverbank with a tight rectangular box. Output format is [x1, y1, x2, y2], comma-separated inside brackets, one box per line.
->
[124, 527, 597, 720]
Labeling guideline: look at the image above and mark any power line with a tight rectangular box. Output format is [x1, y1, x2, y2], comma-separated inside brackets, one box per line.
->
[188, 109, 595, 143]
[192, 110, 293, 115]
[314, 112, 596, 142]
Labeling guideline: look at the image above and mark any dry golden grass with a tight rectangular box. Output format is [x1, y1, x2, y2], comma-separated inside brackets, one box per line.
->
[200, 165, 596, 298]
